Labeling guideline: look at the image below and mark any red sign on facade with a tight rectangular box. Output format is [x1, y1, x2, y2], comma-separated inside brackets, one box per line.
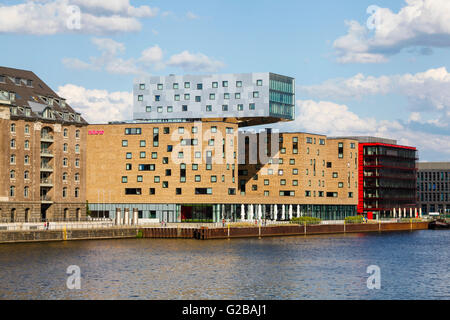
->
[88, 130, 104, 135]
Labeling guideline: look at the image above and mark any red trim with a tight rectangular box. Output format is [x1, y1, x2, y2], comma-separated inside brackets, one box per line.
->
[359, 142, 416, 151]
[357, 143, 364, 214]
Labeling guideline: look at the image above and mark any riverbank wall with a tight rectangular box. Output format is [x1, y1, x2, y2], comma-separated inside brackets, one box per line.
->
[0, 227, 139, 244]
[0, 222, 430, 244]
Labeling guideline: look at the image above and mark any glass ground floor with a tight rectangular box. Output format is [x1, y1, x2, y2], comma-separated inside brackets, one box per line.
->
[88, 203, 357, 223]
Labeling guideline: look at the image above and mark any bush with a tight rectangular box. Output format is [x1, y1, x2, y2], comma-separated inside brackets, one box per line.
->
[345, 216, 364, 224]
[290, 216, 321, 225]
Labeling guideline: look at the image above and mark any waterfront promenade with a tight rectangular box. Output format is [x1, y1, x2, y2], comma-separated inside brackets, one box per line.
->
[0, 219, 430, 244]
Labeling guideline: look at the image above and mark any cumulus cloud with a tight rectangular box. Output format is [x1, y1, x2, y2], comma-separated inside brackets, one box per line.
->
[166, 51, 225, 72]
[0, 0, 158, 35]
[299, 67, 450, 127]
[63, 39, 226, 74]
[264, 100, 450, 158]
[334, 0, 450, 63]
[186, 11, 199, 20]
[57, 84, 132, 123]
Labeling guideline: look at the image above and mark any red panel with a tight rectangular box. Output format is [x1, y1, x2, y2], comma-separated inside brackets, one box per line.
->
[357, 143, 364, 214]
[367, 211, 373, 220]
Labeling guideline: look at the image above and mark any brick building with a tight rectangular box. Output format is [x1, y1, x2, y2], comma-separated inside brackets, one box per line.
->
[0, 66, 88, 222]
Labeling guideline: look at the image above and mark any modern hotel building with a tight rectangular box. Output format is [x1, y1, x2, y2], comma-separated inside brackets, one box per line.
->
[86, 73, 361, 222]
[0, 67, 88, 222]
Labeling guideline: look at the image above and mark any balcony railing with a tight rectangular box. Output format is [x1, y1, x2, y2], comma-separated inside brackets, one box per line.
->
[40, 178, 53, 185]
[40, 195, 52, 202]
[40, 164, 53, 171]
[40, 149, 54, 157]
[40, 134, 54, 141]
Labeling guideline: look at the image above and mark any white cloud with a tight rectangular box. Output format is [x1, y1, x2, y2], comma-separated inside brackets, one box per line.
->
[334, 0, 450, 63]
[0, 0, 158, 35]
[166, 51, 225, 72]
[186, 11, 199, 20]
[63, 40, 226, 74]
[299, 67, 450, 127]
[57, 84, 132, 123]
[267, 100, 450, 158]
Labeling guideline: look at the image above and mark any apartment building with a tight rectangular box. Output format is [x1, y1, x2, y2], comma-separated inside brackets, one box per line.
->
[417, 162, 450, 214]
[0, 66, 88, 222]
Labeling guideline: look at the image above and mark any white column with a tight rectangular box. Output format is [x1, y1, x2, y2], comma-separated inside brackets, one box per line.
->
[115, 208, 121, 225]
[274, 205, 278, 221]
[124, 208, 129, 225]
[297, 205, 300, 218]
[281, 205, 285, 220]
[132, 208, 138, 225]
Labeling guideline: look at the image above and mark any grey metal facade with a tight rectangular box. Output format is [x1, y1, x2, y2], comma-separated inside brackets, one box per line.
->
[132, 72, 295, 126]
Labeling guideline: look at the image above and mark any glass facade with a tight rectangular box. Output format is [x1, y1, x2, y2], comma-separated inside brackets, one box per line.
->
[269, 73, 295, 120]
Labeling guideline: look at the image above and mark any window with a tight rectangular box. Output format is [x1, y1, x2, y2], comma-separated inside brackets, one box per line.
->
[10, 139, 15, 148]
[293, 180, 298, 186]
[157, 84, 163, 90]
[184, 82, 190, 89]
[236, 81, 242, 87]
[75, 159, 80, 167]
[125, 128, 142, 135]
[122, 176, 128, 183]
[195, 96, 201, 102]
[333, 172, 338, 178]
[125, 188, 141, 195]
[228, 188, 236, 195]
[173, 83, 179, 89]
[222, 104, 228, 111]
[75, 144, 80, 153]
[196, 188, 212, 195]
[126, 163, 132, 171]
[280, 179, 286, 186]
[25, 125, 30, 134]
[154, 176, 160, 183]
[9, 186, 15, 197]
[211, 176, 217, 183]
[10, 123, 16, 133]
[63, 158, 68, 166]
[257, 79, 263, 86]
[163, 127, 170, 134]
[192, 127, 198, 134]
[211, 126, 217, 133]
[62, 187, 67, 198]
[222, 81, 228, 87]
[146, 106, 152, 112]
[126, 152, 132, 159]
[137, 176, 143, 182]
[253, 91, 259, 98]
[206, 105, 212, 112]
[182, 105, 188, 112]
[162, 181, 168, 188]
[235, 93, 241, 99]
[174, 94, 180, 101]
[75, 173, 80, 182]
[212, 82, 218, 88]
[195, 175, 201, 182]
[138, 95, 143, 101]
[24, 155, 30, 165]
[338, 182, 344, 188]
[237, 104, 243, 111]
[167, 106, 173, 113]
[75, 130, 80, 139]
[152, 152, 158, 159]
[140, 140, 146, 147]
[122, 140, 128, 147]
[10, 154, 15, 164]
[224, 93, 230, 100]
[197, 83, 203, 90]
[149, 188, 156, 195]
[24, 187, 29, 198]
[249, 103, 255, 110]
[140, 152, 146, 159]
[210, 93, 215, 100]
[139, 83, 145, 90]
[192, 164, 198, 170]
[184, 93, 190, 100]
[293, 169, 298, 175]
[10, 170, 15, 179]
[24, 171, 29, 180]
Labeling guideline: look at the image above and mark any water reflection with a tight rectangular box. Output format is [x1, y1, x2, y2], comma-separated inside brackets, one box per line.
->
[0, 231, 449, 299]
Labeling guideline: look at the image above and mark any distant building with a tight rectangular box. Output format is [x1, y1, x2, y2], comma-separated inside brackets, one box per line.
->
[417, 162, 450, 214]
[0, 66, 88, 221]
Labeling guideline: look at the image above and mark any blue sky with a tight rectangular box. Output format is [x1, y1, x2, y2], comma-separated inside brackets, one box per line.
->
[1, 0, 449, 161]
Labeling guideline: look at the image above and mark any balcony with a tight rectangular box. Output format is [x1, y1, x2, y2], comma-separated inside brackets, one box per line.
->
[40, 134, 54, 142]
[40, 149, 54, 157]
[40, 164, 53, 172]
[40, 195, 52, 203]
[40, 178, 53, 187]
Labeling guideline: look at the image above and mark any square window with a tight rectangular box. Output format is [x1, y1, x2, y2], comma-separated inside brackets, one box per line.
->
[138, 95, 143, 101]
[167, 106, 173, 113]
[257, 80, 263, 86]
[174, 94, 180, 101]
[146, 106, 151, 112]
[173, 83, 179, 89]
[157, 106, 163, 113]
[184, 82, 190, 88]
[122, 140, 128, 147]
[224, 93, 230, 99]
[137, 176, 143, 182]
[182, 105, 188, 112]
[249, 103, 255, 110]
[195, 96, 201, 102]
[253, 91, 259, 98]
[192, 164, 198, 170]
[197, 83, 203, 90]
[211, 126, 217, 133]
[237, 104, 243, 111]
[235, 93, 241, 99]
[236, 81, 242, 87]
[184, 93, 190, 100]
[139, 83, 145, 90]
[155, 95, 160, 101]
[157, 84, 163, 90]
[154, 176, 160, 183]
[163, 127, 170, 134]
[206, 105, 212, 112]
[140, 152, 146, 158]
[212, 82, 218, 88]
[222, 105, 228, 111]
[210, 93, 215, 100]
[222, 81, 228, 87]
[140, 140, 146, 147]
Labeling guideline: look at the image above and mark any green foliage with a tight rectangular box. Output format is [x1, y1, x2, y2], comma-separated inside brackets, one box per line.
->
[345, 216, 364, 224]
[290, 216, 321, 225]
[85, 201, 91, 217]
[136, 230, 143, 238]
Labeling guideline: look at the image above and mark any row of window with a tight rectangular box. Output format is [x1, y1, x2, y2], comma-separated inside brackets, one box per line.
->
[9, 139, 81, 153]
[139, 79, 263, 91]
[125, 187, 236, 196]
[124, 126, 233, 135]
[8, 186, 81, 198]
[418, 171, 450, 181]
[122, 174, 230, 183]
[144, 103, 258, 113]
[141, 91, 261, 103]
[10, 124, 81, 138]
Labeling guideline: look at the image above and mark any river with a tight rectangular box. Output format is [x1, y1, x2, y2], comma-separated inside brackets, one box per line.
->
[0, 230, 448, 299]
